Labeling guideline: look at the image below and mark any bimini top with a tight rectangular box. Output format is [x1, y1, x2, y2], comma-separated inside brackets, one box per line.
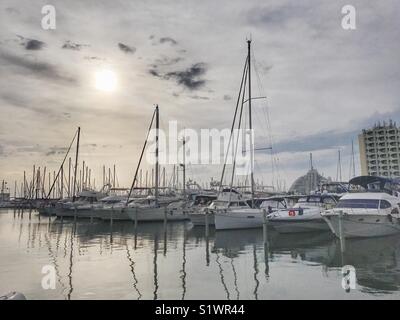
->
[349, 175, 400, 195]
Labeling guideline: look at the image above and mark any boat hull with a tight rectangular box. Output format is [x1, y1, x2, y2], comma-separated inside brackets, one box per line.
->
[323, 214, 400, 238]
[125, 207, 188, 222]
[214, 211, 264, 230]
[189, 213, 215, 226]
[268, 218, 329, 233]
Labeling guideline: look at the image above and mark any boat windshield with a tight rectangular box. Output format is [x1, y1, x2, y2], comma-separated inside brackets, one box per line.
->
[260, 200, 286, 209]
[228, 201, 249, 208]
[336, 199, 380, 209]
[297, 196, 321, 205]
[209, 200, 228, 208]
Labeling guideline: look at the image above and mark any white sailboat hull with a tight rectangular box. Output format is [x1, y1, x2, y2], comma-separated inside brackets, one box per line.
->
[214, 210, 264, 230]
[125, 206, 188, 222]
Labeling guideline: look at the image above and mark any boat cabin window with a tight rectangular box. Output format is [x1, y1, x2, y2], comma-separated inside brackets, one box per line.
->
[209, 201, 227, 208]
[260, 200, 286, 209]
[229, 201, 248, 207]
[297, 196, 322, 206]
[194, 196, 216, 205]
[337, 199, 380, 209]
[379, 200, 392, 209]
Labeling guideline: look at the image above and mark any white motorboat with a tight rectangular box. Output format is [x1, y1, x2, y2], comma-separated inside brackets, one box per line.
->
[214, 195, 293, 230]
[322, 192, 400, 238]
[322, 175, 400, 238]
[267, 194, 338, 233]
[214, 206, 266, 230]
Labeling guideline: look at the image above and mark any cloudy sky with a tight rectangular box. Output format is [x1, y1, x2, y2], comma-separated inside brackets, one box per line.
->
[0, 0, 399, 192]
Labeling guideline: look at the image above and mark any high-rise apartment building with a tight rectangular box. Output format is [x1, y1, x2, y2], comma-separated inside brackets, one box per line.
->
[358, 120, 400, 178]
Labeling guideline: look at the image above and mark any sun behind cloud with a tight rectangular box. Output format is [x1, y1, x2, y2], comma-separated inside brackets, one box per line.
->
[94, 69, 117, 92]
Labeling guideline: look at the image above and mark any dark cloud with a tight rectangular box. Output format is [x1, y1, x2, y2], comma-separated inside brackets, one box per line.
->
[159, 37, 178, 45]
[118, 42, 136, 54]
[148, 62, 207, 90]
[25, 39, 45, 50]
[148, 69, 161, 77]
[165, 63, 207, 90]
[223, 95, 232, 101]
[0, 51, 76, 83]
[15, 35, 45, 50]
[62, 41, 88, 51]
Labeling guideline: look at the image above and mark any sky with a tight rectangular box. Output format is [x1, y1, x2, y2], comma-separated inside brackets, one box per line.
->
[0, 0, 399, 193]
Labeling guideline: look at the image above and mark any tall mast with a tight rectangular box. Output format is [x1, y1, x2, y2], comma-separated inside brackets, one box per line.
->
[182, 133, 186, 197]
[155, 105, 159, 205]
[113, 164, 116, 188]
[72, 127, 80, 202]
[247, 39, 255, 206]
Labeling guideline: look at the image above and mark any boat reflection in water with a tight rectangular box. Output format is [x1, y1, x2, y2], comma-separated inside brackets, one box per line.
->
[2, 208, 400, 299]
[325, 235, 400, 294]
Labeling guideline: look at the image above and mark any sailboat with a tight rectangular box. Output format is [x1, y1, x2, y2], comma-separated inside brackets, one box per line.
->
[124, 105, 188, 222]
[214, 40, 267, 230]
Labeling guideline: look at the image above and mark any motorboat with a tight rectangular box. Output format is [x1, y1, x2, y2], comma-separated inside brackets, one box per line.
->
[267, 194, 338, 233]
[322, 176, 400, 238]
[322, 192, 400, 238]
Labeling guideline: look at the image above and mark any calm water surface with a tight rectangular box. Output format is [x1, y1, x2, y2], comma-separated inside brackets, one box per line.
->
[1, 208, 400, 300]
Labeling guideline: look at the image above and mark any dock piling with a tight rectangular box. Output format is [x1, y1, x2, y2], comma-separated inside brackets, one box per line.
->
[205, 210, 210, 238]
[338, 210, 346, 253]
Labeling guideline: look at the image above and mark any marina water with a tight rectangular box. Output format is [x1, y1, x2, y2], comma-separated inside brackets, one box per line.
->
[1, 208, 400, 300]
